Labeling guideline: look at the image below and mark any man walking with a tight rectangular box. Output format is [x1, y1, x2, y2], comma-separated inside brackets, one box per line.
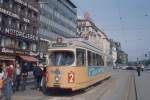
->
[14, 63, 21, 91]
[33, 64, 42, 90]
[137, 64, 141, 77]
[21, 63, 28, 91]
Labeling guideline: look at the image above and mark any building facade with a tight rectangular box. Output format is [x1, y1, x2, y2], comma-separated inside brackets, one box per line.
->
[115, 42, 128, 66]
[38, 0, 77, 62]
[39, 0, 77, 40]
[77, 19, 111, 66]
[110, 39, 117, 67]
[0, 0, 39, 69]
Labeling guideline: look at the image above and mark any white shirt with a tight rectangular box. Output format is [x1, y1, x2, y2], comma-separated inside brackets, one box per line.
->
[16, 68, 21, 75]
[0, 71, 4, 79]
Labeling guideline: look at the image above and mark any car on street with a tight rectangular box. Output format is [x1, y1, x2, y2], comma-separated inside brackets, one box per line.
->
[125, 66, 136, 70]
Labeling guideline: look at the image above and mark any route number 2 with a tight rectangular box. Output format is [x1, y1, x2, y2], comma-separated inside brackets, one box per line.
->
[68, 72, 75, 83]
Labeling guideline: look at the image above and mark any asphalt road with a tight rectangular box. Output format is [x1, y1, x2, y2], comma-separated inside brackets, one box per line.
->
[12, 70, 137, 100]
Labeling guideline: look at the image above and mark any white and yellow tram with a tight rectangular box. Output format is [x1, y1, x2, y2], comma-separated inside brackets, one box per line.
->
[46, 38, 112, 91]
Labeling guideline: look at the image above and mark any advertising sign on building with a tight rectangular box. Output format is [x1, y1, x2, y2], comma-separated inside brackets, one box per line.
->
[0, 47, 14, 54]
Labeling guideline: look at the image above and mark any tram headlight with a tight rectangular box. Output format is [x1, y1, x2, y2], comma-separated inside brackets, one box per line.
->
[55, 75, 61, 82]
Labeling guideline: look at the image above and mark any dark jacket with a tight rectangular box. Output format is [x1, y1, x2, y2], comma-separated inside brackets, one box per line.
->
[33, 67, 42, 77]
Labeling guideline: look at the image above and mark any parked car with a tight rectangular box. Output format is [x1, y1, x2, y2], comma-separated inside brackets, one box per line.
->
[121, 66, 128, 70]
[145, 66, 150, 70]
[126, 66, 136, 70]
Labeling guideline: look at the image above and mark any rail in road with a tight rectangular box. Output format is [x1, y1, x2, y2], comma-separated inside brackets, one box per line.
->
[13, 70, 138, 100]
[47, 71, 135, 100]
[124, 71, 137, 100]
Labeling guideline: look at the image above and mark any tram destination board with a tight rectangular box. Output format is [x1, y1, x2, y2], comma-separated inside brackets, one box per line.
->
[52, 43, 67, 47]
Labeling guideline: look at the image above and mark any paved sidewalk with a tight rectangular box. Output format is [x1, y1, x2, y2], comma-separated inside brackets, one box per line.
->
[134, 71, 150, 100]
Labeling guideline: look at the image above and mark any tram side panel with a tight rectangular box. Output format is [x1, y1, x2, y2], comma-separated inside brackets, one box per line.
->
[46, 67, 89, 91]
[86, 66, 112, 87]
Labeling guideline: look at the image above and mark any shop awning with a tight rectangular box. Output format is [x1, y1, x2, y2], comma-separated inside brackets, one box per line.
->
[20, 56, 38, 62]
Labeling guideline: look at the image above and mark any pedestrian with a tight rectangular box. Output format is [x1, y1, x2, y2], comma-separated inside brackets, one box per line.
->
[21, 63, 28, 91]
[33, 64, 42, 90]
[141, 64, 144, 72]
[4, 64, 13, 100]
[0, 66, 4, 99]
[137, 64, 141, 77]
[41, 66, 47, 93]
[14, 63, 21, 91]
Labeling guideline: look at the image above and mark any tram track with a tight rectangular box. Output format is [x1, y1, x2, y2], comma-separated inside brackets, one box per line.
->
[71, 75, 117, 100]
[124, 71, 139, 100]
[13, 71, 138, 100]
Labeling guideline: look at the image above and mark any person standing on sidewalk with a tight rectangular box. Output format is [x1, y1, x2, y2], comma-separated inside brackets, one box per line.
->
[4, 64, 13, 100]
[41, 66, 47, 93]
[14, 63, 21, 91]
[137, 64, 141, 77]
[21, 63, 28, 91]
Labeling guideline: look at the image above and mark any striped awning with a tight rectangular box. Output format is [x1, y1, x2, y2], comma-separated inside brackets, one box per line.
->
[20, 56, 38, 62]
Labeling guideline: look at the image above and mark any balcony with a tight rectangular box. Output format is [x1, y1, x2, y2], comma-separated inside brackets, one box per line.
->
[14, 0, 39, 13]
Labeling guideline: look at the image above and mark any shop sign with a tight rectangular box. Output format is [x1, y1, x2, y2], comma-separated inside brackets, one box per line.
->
[5, 28, 35, 40]
[0, 7, 19, 19]
[16, 50, 26, 55]
[1, 47, 14, 54]
[52, 43, 67, 47]
[23, 18, 30, 23]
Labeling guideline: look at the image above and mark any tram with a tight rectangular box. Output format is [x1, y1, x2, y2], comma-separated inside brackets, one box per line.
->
[46, 38, 112, 91]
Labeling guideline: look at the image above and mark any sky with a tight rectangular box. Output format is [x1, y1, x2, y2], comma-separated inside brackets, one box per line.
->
[72, 0, 150, 61]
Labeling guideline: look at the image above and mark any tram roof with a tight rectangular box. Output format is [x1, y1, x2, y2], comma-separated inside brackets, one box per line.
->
[49, 38, 103, 54]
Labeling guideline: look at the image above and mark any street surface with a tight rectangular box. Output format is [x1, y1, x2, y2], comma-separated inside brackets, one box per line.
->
[11, 70, 150, 100]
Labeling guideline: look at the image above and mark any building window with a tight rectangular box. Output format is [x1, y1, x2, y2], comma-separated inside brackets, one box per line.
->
[8, 18, 11, 26]
[0, 0, 3, 4]
[0, 37, 5, 47]
[0, 14, 2, 23]
[9, 2, 13, 9]
[24, 24, 27, 30]
[32, 43, 37, 51]
[19, 41, 28, 50]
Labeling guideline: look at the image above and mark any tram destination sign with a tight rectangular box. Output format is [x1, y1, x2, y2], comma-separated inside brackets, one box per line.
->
[52, 43, 67, 47]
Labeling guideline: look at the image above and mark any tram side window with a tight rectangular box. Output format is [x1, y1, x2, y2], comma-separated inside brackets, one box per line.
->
[93, 53, 97, 66]
[96, 54, 99, 66]
[76, 49, 86, 66]
[97, 55, 102, 66]
[88, 51, 103, 66]
[88, 51, 92, 66]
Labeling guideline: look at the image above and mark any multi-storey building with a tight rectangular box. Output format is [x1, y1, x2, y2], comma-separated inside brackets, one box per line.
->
[39, 0, 77, 40]
[0, 0, 39, 69]
[115, 42, 128, 66]
[38, 0, 77, 62]
[110, 39, 117, 67]
[77, 19, 111, 66]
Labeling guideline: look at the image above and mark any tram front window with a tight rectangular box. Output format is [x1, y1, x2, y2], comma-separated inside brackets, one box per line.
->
[49, 51, 74, 66]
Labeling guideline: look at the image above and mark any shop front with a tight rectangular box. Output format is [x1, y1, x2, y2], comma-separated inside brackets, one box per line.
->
[16, 49, 38, 71]
[0, 47, 15, 69]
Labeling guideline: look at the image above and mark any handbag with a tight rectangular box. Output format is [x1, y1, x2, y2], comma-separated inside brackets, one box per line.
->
[0, 79, 4, 89]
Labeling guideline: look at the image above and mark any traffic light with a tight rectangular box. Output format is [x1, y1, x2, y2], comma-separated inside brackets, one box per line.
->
[145, 54, 147, 58]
